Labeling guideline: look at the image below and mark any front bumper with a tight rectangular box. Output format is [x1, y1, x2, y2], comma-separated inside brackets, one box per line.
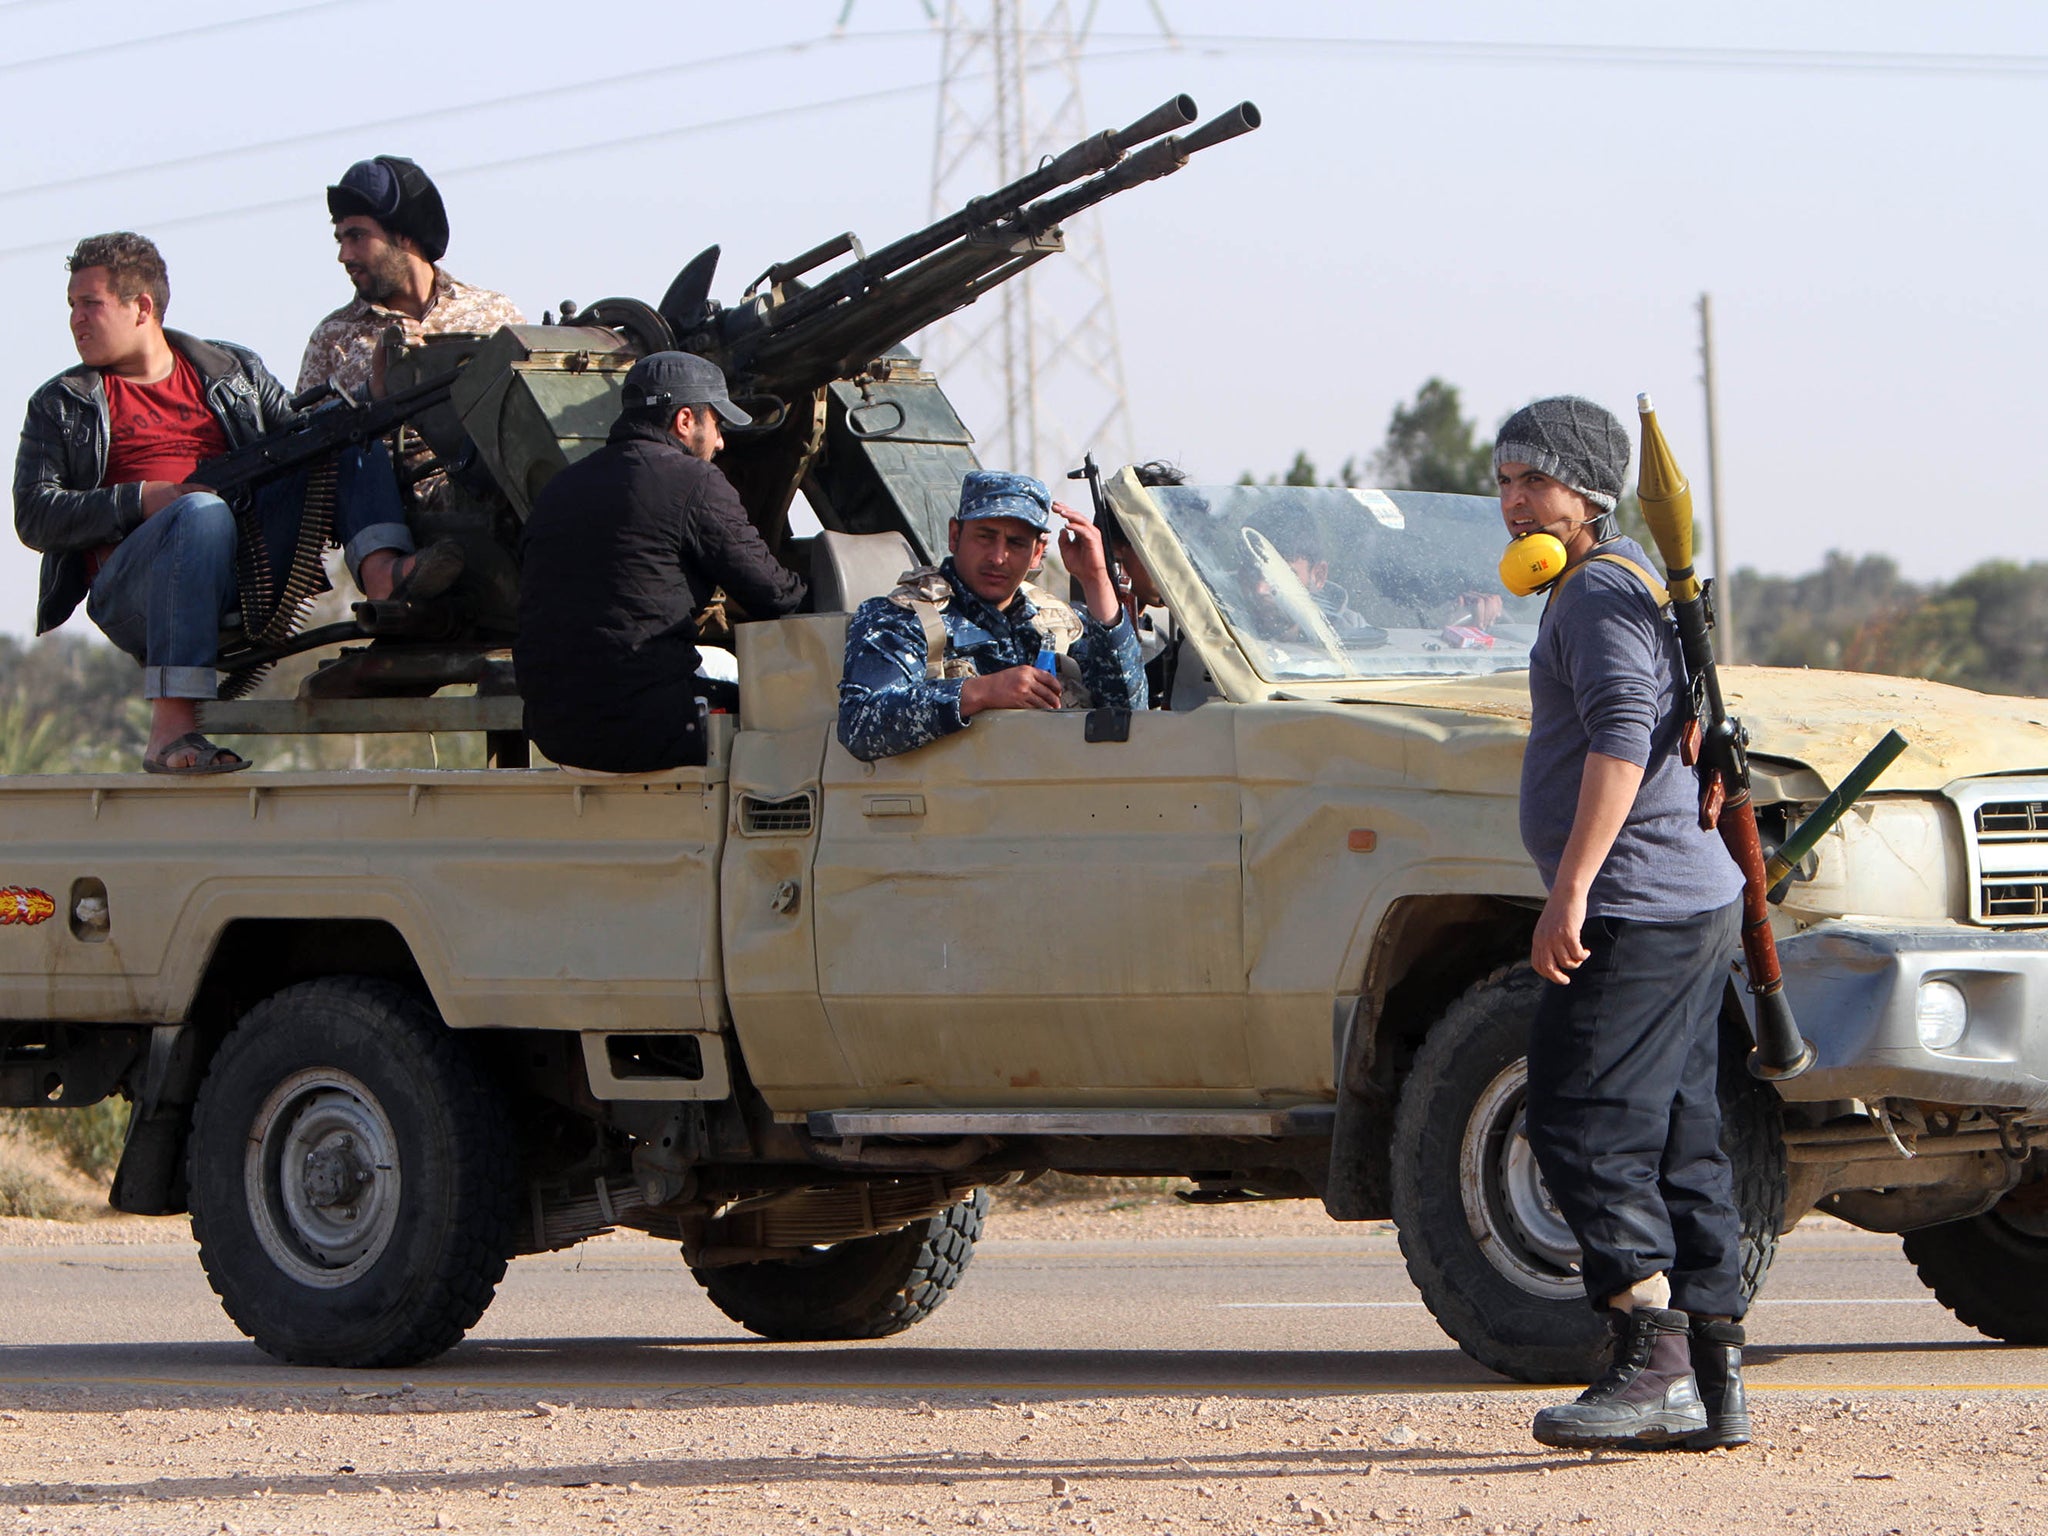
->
[1775, 919, 2048, 1110]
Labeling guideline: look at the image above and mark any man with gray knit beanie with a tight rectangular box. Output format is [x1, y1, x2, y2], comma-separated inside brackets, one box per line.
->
[1498, 395, 1749, 1453]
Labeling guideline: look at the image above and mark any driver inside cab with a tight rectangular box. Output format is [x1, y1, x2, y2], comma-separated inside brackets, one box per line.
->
[836, 470, 1146, 761]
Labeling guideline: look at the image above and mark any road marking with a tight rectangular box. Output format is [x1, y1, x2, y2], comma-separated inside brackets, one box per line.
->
[1218, 1297, 1941, 1309]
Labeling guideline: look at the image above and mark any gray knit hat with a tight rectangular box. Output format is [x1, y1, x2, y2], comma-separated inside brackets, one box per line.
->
[1492, 396, 1631, 512]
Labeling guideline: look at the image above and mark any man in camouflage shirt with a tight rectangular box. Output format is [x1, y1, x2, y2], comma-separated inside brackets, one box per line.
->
[296, 155, 523, 397]
[837, 470, 1145, 760]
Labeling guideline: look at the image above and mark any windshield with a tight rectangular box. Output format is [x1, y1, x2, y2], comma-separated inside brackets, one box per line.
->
[1147, 484, 1546, 682]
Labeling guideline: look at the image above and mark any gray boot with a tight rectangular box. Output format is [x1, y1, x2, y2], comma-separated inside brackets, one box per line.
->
[1532, 1306, 1707, 1451]
[1684, 1317, 1751, 1450]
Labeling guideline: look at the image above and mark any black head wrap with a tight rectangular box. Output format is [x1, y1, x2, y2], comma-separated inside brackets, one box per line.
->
[326, 155, 450, 263]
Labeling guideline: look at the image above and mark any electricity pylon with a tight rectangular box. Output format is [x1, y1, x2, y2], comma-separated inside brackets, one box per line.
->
[920, 0, 1159, 483]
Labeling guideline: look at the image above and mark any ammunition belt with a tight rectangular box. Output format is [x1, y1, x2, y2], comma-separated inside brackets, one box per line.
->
[219, 458, 338, 701]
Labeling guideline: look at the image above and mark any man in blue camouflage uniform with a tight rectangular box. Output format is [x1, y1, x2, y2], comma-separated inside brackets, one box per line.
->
[838, 469, 1145, 760]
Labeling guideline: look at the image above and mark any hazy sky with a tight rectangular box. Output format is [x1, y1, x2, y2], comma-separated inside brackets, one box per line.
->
[4, 1, 2044, 640]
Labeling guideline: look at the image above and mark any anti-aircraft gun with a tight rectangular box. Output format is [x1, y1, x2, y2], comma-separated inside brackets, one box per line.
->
[206, 95, 1261, 753]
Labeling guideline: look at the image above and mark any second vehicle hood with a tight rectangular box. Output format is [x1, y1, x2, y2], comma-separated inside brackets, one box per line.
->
[1295, 665, 2048, 792]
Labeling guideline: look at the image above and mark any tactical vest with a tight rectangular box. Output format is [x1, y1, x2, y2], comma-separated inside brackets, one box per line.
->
[886, 565, 1094, 708]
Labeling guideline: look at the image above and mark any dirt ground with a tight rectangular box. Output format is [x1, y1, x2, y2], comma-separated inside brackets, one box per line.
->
[4, 1199, 2047, 1534]
[4, 1379, 2047, 1536]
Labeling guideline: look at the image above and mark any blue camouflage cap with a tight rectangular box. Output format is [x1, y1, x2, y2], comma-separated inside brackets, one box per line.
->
[956, 470, 1054, 533]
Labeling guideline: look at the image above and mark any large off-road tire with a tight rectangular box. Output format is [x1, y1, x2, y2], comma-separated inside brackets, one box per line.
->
[693, 1188, 988, 1340]
[186, 977, 517, 1368]
[1901, 1175, 2048, 1345]
[1389, 964, 1785, 1383]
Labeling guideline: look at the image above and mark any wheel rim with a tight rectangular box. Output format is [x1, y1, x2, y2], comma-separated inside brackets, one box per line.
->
[244, 1068, 403, 1289]
[1457, 1058, 1584, 1300]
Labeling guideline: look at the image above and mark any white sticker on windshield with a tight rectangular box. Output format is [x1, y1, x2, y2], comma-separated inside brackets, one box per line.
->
[1348, 488, 1405, 529]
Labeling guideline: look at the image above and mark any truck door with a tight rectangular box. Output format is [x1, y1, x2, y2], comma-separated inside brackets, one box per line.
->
[811, 705, 1247, 1104]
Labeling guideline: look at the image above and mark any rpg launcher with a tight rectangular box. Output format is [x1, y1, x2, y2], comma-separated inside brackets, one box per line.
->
[1635, 393, 1816, 1081]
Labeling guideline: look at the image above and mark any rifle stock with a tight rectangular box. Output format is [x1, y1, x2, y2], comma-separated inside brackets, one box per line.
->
[1637, 393, 1816, 1081]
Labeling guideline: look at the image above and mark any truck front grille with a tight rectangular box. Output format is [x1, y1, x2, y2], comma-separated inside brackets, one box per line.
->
[1983, 881, 2048, 919]
[1950, 785, 2048, 926]
[1976, 800, 2048, 839]
[1973, 802, 2048, 920]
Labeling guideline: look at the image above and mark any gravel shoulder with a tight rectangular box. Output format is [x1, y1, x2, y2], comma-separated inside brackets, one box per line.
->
[3, 1199, 2037, 1535]
[3, 1381, 2044, 1536]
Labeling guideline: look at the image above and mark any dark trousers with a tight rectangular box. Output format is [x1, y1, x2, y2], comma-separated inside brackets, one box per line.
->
[1524, 898, 1745, 1318]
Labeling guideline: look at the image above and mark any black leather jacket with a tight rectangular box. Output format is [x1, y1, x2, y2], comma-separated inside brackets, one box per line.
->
[12, 330, 296, 635]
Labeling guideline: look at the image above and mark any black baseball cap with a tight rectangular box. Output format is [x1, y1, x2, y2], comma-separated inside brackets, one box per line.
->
[620, 350, 751, 427]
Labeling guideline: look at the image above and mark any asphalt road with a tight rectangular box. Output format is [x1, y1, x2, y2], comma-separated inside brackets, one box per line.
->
[2, 1216, 2041, 1397]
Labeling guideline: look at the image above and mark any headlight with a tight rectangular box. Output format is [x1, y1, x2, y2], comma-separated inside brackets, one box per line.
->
[1916, 979, 1968, 1051]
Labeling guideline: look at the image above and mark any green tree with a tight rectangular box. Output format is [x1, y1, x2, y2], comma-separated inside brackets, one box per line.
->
[1729, 553, 1922, 672]
[1368, 378, 1495, 494]
[0, 691, 66, 774]
[0, 633, 147, 768]
[1238, 450, 1323, 487]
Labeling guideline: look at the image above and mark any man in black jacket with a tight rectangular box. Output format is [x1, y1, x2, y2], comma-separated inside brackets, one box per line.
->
[515, 351, 806, 772]
[13, 232, 454, 774]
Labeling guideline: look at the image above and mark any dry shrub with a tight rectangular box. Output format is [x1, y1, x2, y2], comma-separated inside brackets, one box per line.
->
[0, 1125, 99, 1219]
[0, 1098, 131, 1181]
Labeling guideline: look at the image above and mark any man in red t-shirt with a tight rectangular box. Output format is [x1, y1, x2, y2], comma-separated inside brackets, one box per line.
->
[13, 233, 460, 772]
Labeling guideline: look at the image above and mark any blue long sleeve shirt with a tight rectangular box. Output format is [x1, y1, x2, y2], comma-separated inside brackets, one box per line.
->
[1519, 538, 1745, 922]
[837, 558, 1146, 761]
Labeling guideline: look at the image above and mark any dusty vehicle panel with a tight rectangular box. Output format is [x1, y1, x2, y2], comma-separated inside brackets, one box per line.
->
[0, 770, 727, 1037]
[6, 473, 2048, 1383]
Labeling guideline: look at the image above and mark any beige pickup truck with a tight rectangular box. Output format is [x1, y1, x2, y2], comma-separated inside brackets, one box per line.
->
[4, 473, 2046, 1381]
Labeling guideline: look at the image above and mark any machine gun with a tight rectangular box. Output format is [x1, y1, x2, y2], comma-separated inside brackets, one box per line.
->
[188, 373, 456, 694]
[674, 97, 1261, 412]
[191, 373, 454, 509]
[212, 93, 1261, 743]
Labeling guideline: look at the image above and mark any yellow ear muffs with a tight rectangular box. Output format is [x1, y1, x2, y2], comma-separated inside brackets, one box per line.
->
[1498, 532, 1568, 597]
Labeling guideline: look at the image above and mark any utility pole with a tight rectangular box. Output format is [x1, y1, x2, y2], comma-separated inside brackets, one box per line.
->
[1697, 292, 1735, 663]
[922, 0, 1155, 481]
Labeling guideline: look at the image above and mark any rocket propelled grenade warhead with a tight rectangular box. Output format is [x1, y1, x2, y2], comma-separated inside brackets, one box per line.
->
[1635, 392, 1701, 604]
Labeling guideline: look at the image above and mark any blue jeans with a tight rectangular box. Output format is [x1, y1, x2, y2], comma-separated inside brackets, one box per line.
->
[86, 443, 413, 700]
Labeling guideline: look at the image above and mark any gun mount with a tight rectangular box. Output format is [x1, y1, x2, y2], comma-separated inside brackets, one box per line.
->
[202, 93, 1260, 750]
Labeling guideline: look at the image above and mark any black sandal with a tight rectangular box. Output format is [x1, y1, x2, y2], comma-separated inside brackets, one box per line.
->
[142, 732, 250, 776]
[389, 539, 465, 602]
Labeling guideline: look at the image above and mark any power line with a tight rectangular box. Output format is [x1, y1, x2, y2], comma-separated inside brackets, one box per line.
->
[2, 0, 365, 78]
[0, 42, 1174, 264]
[0, 31, 928, 204]
[1088, 31, 2048, 79]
